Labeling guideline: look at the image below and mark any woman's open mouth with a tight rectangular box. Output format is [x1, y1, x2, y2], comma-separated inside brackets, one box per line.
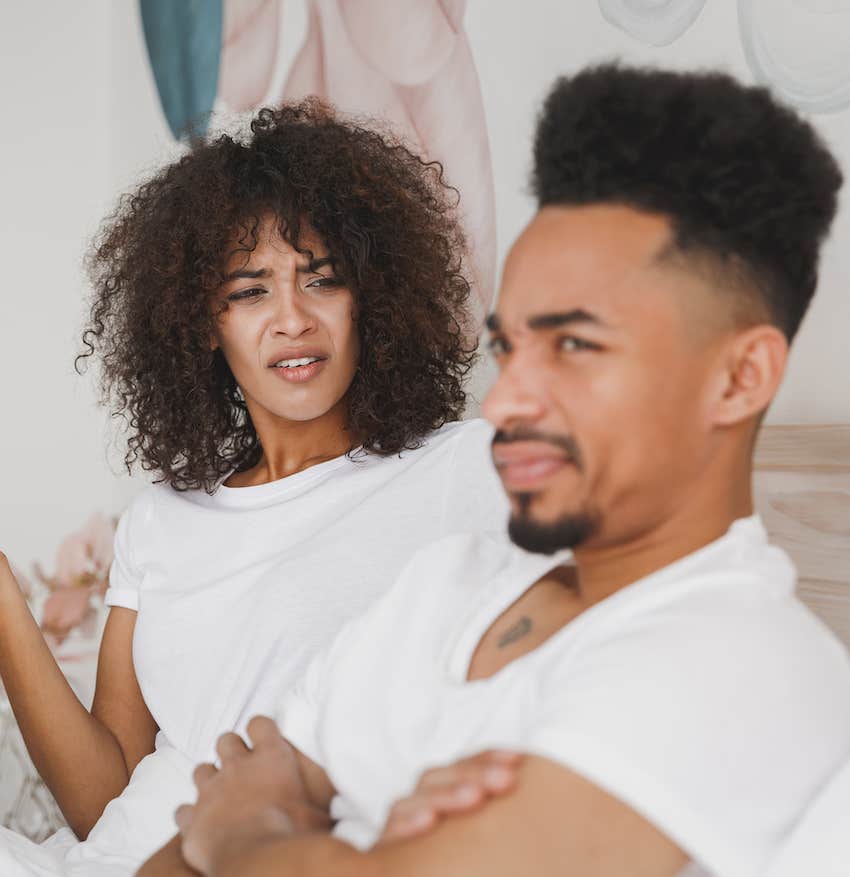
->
[270, 356, 327, 383]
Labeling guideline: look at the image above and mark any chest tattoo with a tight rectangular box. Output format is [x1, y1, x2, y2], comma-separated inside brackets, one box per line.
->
[497, 615, 533, 649]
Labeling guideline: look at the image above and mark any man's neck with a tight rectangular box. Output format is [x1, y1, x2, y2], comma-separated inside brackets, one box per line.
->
[571, 474, 754, 606]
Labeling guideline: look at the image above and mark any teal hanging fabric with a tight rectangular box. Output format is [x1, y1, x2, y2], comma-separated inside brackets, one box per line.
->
[140, 0, 223, 140]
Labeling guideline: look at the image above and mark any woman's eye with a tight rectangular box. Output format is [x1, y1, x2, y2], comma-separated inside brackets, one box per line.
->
[558, 335, 597, 352]
[305, 276, 342, 289]
[227, 287, 266, 302]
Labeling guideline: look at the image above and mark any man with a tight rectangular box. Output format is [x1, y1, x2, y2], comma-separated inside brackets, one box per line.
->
[142, 64, 850, 877]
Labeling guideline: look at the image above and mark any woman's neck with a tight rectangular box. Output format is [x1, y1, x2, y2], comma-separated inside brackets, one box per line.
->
[227, 401, 357, 487]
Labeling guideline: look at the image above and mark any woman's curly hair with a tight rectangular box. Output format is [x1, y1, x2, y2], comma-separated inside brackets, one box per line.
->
[80, 99, 476, 492]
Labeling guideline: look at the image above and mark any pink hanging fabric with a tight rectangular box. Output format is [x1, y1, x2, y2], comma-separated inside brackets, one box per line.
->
[219, 0, 282, 112]
[218, 0, 497, 332]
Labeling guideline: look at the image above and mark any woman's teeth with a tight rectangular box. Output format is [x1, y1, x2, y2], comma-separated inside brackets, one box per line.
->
[274, 357, 321, 369]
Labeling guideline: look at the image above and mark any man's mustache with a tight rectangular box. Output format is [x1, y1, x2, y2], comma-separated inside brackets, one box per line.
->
[491, 427, 583, 471]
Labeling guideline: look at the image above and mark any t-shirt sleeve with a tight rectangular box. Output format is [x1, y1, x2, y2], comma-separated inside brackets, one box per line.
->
[275, 649, 328, 766]
[276, 611, 368, 768]
[524, 586, 850, 876]
[275, 537, 468, 771]
[104, 491, 154, 612]
[440, 419, 509, 536]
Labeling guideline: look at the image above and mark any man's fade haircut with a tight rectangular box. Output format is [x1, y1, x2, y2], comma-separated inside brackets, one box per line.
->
[532, 64, 842, 340]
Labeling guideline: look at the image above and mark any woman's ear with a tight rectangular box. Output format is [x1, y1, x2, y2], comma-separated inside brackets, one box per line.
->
[711, 325, 788, 427]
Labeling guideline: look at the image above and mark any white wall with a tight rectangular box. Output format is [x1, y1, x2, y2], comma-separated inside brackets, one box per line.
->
[462, 1, 850, 420]
[2, 1, 849, 572]
[0, 1, 136, 572]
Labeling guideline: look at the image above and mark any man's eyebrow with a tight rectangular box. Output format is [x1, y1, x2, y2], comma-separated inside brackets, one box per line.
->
[485, 309, 607, 333]
[526, 309, 606, 330]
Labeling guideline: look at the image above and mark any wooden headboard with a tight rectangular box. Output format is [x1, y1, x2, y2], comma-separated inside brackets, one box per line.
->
[754, 426, 850, 649]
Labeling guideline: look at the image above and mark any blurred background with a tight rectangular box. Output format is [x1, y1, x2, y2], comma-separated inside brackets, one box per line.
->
[2, 0, 849, 575]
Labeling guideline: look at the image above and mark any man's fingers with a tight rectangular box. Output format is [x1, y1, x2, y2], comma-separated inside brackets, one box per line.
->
[379, 783, 486, 844]
[174, 804, 194, 834]
[417, 755, 520, 794]
[246, 715, 283, 749]
[378, 752, 524, 844]
[480, 749, 523, 765]
[380, 801, 437, 844]
[193, 762, 218, 787]
[216, 731, 250, 763]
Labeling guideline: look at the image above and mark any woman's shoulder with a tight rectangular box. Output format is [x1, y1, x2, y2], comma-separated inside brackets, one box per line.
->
[418, 418, 494, 454]
[117, 480, 211, 532]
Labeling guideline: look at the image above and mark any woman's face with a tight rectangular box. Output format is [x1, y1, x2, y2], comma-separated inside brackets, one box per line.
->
[211, 217, 360, 428]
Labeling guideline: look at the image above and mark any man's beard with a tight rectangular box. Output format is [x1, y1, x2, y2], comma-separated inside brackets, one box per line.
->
[492, 426, 597, 554]
[508, 493, 599, 555]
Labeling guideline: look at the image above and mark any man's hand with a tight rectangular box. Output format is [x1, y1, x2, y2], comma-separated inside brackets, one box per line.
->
[378, 750, 521, 844]
[176, 716, 330, 875]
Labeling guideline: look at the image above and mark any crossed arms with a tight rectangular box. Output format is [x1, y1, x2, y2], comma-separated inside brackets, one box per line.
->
[139, 717, 687, 877]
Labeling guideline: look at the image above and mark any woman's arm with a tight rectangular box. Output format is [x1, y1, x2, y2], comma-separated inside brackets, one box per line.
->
[0, 552, 158, 838]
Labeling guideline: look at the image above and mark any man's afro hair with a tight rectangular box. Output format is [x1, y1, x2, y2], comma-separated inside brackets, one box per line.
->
[533, 64, 842, 339]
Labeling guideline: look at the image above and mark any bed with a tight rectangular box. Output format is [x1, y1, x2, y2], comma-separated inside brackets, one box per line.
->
[754, 425, 850, 649]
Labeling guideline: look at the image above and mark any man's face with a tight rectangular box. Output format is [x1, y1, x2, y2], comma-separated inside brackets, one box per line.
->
[211, 217, 360, 427]
[482, 204, 724, 554]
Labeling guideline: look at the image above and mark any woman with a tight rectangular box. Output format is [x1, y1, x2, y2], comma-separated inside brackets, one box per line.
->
[0, 99, 506, 876]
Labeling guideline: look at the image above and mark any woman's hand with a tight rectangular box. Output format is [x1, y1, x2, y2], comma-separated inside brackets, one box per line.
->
[0, 548, 157, 837]
[377, 750, 522, 844]
[0, 551, 20, 593]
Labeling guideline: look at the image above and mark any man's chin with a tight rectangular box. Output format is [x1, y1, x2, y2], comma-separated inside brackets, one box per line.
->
[507, 511, 598, 555]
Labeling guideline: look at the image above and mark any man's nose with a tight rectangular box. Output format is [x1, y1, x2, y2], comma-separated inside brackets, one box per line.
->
[481, 359, 547, 428]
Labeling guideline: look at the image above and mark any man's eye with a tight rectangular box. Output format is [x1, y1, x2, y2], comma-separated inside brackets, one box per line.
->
[486, 336, 510, 357]
[305, 276, 342, 289]
[227, 287, 266, 302]
[558, 335, 597, 352]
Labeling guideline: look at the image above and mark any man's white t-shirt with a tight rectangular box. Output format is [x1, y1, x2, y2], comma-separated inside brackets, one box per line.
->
[278, 517, 850, 877]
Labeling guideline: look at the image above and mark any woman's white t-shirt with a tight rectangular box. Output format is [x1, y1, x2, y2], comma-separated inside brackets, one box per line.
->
[0, 419, 508, 876]
[105, 419, 506, 765]
[278, 517, 850, 877]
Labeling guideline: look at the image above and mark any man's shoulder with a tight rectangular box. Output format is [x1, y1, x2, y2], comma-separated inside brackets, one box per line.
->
[365, 532, 537, 627]
[397, 530, 517, 587]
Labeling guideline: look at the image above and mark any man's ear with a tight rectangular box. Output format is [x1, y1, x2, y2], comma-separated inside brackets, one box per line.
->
[710, 325, 788, 427]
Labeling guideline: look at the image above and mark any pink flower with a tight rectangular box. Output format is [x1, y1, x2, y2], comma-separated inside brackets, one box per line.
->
[35, 513, 116, 644]
[51, 513, 115, 593]
[41, 588, 96, 641]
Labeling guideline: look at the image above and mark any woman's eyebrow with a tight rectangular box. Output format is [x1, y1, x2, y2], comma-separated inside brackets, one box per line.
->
[300, 256, 335, 273]
[223, 267, 271, 281]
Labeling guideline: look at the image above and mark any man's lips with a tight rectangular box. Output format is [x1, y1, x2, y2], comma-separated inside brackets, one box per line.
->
[492, 441, 575, 490]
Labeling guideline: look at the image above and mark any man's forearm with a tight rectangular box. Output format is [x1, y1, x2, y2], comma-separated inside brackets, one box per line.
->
[137, 834, 200, 877]
[210, 834, 375, 877]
